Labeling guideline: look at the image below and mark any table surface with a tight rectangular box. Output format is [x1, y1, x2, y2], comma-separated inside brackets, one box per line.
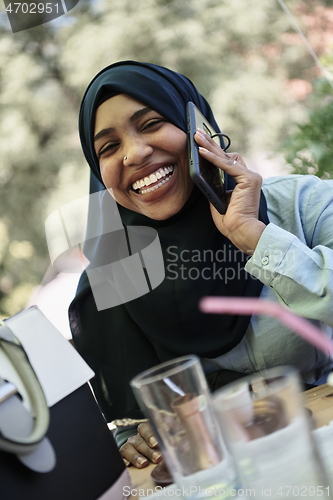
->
[128, 383, 333, 498]
[302, 383, 333, 428]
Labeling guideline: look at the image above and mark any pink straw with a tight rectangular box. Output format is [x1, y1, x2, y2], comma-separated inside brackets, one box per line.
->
[199, 297, 333, 357]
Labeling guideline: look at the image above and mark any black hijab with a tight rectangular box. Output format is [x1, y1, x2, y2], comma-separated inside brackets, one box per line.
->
[79, 60, 226, 184]
[70, 61, 269, 420]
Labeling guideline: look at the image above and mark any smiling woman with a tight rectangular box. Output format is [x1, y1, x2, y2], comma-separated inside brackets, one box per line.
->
[93, 94, 192, 220]
[70, 60, 333, 470]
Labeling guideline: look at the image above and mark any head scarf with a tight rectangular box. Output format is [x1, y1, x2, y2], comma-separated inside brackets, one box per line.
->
[79, 60, 228, 186]
[71, 61, 269, 421]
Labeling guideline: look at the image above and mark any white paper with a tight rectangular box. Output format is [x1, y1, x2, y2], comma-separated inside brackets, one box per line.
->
[313, 421, 333, 481]
[0, 306, 94, 407]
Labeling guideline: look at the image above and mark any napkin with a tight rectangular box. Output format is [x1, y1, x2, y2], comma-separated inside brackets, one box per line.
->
[142, 423, 333, 499]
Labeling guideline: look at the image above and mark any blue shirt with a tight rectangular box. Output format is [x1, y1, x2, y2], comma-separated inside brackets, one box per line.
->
[204, 175, 333, 384]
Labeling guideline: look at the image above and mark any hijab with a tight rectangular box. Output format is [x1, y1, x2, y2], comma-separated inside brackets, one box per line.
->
[79, 60, 226, 185]
[71, 61, 269, 420]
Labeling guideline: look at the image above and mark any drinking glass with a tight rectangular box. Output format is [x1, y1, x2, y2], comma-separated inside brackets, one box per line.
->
[212, 366, 331, 500]
[131, 355, 238, 499]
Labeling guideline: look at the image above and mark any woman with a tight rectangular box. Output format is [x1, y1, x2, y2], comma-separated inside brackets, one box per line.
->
[70, 61, 333, 468]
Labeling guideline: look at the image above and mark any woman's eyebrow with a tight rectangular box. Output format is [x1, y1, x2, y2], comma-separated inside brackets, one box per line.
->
[94, 127, 115, 143]
[94, 107, 153, 143]
[129, 107, 153, 123]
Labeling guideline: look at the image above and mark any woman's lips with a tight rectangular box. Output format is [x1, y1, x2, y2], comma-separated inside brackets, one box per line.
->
[131, 165, 174, 194]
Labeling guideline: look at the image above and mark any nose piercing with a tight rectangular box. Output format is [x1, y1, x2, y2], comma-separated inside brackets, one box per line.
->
[124, 156, 127, 160]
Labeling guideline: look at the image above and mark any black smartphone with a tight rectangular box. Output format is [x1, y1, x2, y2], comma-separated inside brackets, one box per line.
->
[186, 101, 228, 215]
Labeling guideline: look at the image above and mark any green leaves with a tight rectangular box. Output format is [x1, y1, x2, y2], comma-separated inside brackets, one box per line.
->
[1, 0, 333, 318]
[282, 76, 333, 178]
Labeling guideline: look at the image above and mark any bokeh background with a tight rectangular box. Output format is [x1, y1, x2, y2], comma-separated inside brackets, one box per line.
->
[0, 0, 332, 335]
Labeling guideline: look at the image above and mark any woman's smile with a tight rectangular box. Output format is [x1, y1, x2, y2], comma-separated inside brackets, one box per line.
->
[131, 164, 174, 194]
[94, 94, 193, 220]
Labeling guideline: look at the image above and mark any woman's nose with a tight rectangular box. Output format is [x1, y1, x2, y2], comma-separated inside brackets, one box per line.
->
[123, 137, 153, 166]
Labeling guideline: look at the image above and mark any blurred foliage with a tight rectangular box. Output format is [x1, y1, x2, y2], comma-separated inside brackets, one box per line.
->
[282, 52, 333, 178]
[0, 0, 332, 317]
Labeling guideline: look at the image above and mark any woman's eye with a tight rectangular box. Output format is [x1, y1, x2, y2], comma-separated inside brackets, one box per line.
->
[142, 119, 164, 131]
[98, 143, 118, 157]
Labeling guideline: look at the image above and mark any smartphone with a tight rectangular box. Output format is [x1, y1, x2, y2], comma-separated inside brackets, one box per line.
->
[186, 101, 228, 214]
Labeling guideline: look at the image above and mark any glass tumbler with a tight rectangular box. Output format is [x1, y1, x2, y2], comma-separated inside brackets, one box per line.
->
[131, 355, 238, 499]
[212, 366, 331, 500]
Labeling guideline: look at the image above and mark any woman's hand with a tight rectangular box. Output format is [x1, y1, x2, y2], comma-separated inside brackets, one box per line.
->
[194, 129, 266, 255]
[119, 422, 163, 468]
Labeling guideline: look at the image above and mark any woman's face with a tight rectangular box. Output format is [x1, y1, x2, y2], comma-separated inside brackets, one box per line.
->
[94, 94, 193, 220]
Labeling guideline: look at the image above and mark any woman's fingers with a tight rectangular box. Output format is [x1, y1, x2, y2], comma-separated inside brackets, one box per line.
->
[120, 436, 163, 468]
[120, 440, 149, 468]
[194, 129, 248, 173]
[137, 421, 159, 448]
[119, 424, 163, 468]
[194, 128, 266, 254]
[195, 128, 233, 157]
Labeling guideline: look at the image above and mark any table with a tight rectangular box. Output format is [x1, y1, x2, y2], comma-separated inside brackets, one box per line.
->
[128, 463, 158, 498]
[127, 384, 333, 498]
[302, 383, 333, 428]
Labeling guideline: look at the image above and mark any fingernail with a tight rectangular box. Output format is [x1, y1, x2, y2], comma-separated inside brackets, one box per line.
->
[152, 451, 162, 462]
[137, 457, 148, 466]
[196, 127, 204, 134]
[149, 436, 158, 447]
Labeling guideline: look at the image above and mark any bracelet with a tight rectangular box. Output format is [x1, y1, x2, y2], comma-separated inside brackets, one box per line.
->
[110, 418, 148, 428]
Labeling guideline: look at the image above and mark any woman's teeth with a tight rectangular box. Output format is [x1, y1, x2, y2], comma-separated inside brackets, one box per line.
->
[132, 165, 174, 194]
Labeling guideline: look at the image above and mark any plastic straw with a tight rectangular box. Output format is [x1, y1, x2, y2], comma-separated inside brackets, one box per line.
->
[200, 297, 333, 357]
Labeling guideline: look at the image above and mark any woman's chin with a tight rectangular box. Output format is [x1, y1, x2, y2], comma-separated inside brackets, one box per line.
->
[130, 196, 185, 220]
